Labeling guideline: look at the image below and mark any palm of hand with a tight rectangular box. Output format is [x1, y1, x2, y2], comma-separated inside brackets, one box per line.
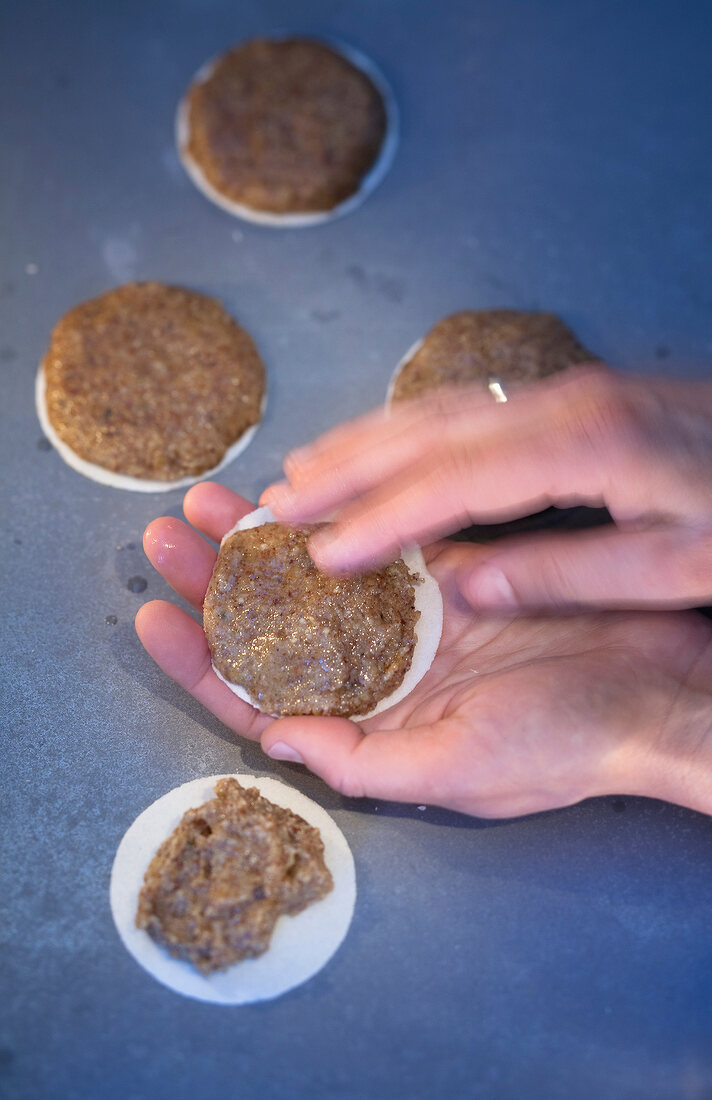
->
[137, 483, 712, 817]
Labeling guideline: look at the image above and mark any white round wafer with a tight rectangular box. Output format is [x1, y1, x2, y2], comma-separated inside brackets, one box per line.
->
[110, 773, 356, 1004]
[385, 337, 424, 407]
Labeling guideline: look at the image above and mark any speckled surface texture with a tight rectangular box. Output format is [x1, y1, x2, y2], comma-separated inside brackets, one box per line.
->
[2, 1, 712, 1098]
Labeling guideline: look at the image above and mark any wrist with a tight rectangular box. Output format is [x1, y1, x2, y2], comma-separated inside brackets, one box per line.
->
[611, 687, 712, 815]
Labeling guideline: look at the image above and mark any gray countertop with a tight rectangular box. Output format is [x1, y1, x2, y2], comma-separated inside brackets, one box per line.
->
[2, 1, 711, 1098]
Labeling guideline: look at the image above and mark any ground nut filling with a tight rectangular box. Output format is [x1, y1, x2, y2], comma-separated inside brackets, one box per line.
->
[203, 523, 420, 717]
[184, 38, 388, 214]
[42, 282, 265, 481]
[136, 778, 333, 975]
[391, 309, 593, 403]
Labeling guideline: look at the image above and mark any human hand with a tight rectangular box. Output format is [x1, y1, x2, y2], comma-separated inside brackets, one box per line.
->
[136, 482, 712, 818]
[261, 365, 712, 611]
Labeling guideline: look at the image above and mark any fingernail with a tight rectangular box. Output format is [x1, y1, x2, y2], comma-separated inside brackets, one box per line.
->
[468, 565, 517, 607]
[261, 484, 297, 516]
[267, 741, 304, 764]
[308, 530, 344, 570]
[286, 445, 310, 469]
[308, 528, 332, 556]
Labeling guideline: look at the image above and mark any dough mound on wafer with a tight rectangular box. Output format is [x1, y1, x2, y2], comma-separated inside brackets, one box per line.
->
[136, 777, 333, 974]
[110, 774, 356, 1004]
[177, 37, 398, 226]
[204, 506, 443, 718]
[37, 282, 266, 491]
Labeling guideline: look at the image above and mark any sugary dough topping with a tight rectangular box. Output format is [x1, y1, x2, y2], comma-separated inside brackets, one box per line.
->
[392, 309, 593, 403]
[204, 523, 420, 716]
[43, 282, 265, 481]
[185, 38, 388, 214]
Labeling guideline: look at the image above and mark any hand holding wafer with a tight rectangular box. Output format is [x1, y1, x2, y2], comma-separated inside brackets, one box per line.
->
[136, 482, 712, 819]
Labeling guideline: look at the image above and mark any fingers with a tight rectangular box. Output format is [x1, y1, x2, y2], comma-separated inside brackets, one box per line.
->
[143, 516, 216, 609]
[306, 442, 557, 572]
[261, 369, 712, 606]
[261, 368, 620, 573]
[139, 485, 266, 737]
[298, 410, 604, 573]
[261, 715, 464, 806]
[262, 387, 498, 523]
[143, 486, 257, 608]
[183, 482, 255, 542]
[459, 524, 712, 611]
[135, 601, 267, 739]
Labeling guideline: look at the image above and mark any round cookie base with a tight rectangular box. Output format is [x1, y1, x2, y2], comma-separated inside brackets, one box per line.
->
[176, 39, 399, 227]
[110, 773, 356, 1004]
[35, 363, 266, 492]
[210, 505, 443, 718]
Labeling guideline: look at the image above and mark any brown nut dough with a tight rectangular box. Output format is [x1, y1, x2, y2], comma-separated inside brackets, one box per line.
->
[391, 309, 594, 403]
[41, 282, 265, 481]
[136, 777, 333, 975]
[184, 38, 388, 214]
[203, 523, 420, 717]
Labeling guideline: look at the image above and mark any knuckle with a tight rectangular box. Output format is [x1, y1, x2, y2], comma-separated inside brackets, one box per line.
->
[331, 766, 366, 800]
[349, 507, 398, 559]
[442, 444, 477, 496]
[424, 385, 465, 420]
[533, 549, 581, 606]
[283, 451, 308, 483]
[561, 360, 614, 395]
[423, 387, 478, 441]
[675, 528, 712, 600]
[324, 460, 355, 497]
[571, 366, 627, 434]
[430, 448, 478, 525]
[558, 365, 645, 465]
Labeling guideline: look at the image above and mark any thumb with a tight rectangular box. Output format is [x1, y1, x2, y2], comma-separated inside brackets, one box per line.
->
[261, 716, 455, 805]
[458, 525, 712, 611]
